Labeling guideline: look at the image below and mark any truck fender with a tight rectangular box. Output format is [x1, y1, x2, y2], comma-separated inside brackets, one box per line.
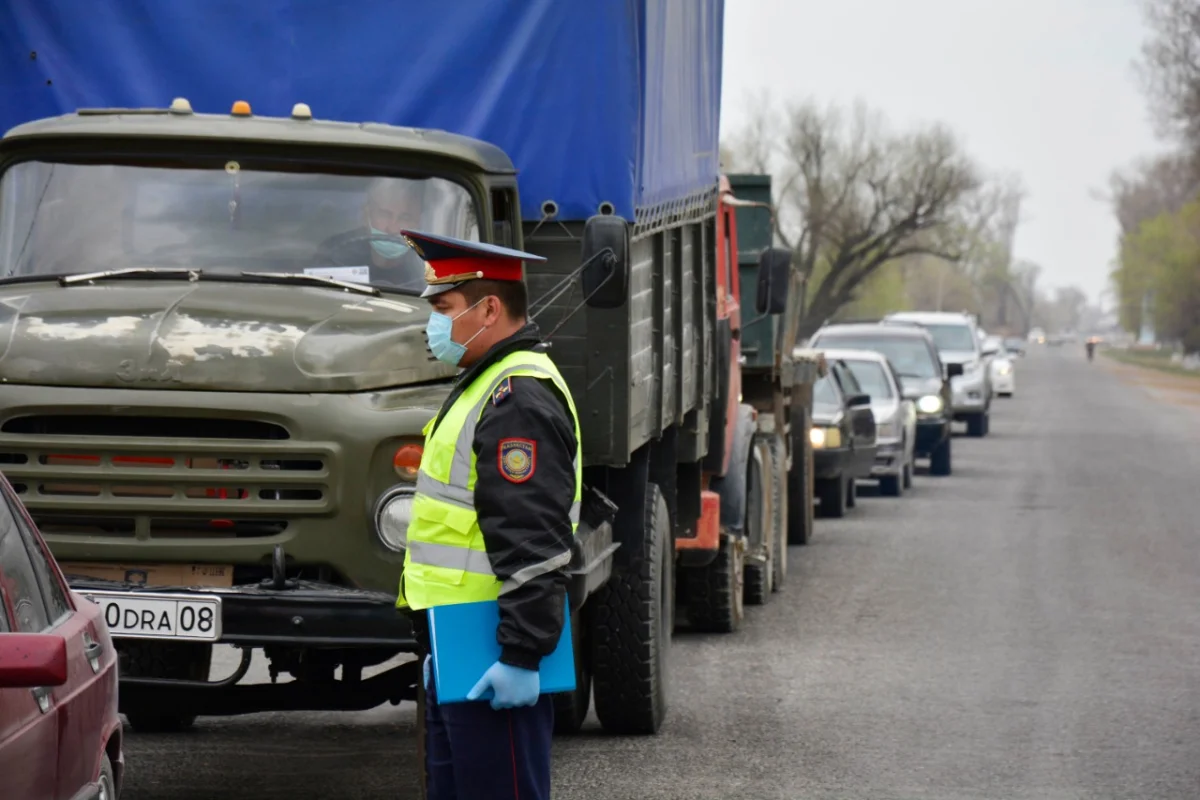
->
[709, 403, 756, 535]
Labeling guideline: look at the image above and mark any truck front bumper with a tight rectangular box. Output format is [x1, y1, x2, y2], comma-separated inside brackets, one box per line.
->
[71, 576, 416, 649]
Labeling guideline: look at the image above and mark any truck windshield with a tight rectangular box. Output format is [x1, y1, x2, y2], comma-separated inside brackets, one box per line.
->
[0, 160, 480, 293]
[814, 334, 939, 379]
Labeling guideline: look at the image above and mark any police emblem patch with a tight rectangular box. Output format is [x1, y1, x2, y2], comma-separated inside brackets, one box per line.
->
[492, 376, 513, 406]
[498, 438, 536, 483]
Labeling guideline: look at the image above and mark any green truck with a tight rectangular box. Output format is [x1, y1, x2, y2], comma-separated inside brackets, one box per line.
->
[0, 0, 830, 746]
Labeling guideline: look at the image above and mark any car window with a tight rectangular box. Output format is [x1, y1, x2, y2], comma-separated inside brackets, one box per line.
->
[922, 323, 977, 352]
[813, 375, 841, 411]
[6, 496, 71, 626]
[844, 359, 894, 400]
[814, 333, 940, 379]
[0, 504, 51, 633]
[834, 363, 863, 396]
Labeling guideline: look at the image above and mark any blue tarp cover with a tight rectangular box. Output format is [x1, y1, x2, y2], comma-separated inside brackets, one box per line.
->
[0, 0, 724, 223]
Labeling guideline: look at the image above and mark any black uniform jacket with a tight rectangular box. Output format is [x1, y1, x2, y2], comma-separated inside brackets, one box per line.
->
[410, 322, 577, 671]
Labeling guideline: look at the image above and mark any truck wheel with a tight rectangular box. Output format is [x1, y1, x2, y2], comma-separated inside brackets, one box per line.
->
[765, 433, 788, 592]
[930, 436, 953, 476]
[685, 532, 744, 633]
[846, 476, 858, 508]
[742, 445, 773, 606]
[552, 607, 592, 734]
[786, 404, 814, 546]
[816, 476, 847, 518]
[119, 640, 212, 733]
[591, 482, 672, 735]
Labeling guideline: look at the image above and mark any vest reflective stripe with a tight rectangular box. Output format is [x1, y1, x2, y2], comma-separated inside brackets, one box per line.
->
[398, 350, 583, 610]
[412, 361, 582, 524]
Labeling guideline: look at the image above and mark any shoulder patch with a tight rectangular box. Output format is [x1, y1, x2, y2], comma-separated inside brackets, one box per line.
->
[498, 438, 536, 483]
[492, 376, 513, 406]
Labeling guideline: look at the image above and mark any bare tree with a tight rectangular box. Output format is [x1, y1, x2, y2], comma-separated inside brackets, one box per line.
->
[1107, 151, 1200, 234]
[1136, 0, 1200, 151]
[725, 98, 982, 336]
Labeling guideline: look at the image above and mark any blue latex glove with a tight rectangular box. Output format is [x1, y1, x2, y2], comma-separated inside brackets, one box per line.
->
[466, 661, 540, 710]
[423, 654, 431, 690]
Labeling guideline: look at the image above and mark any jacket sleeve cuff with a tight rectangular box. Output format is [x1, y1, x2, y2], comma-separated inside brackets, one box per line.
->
[499, 645, 542, 671]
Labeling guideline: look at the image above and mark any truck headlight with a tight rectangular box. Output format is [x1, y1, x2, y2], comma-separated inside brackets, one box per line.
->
[916, 394, 943, 414]
[372, 485, 415, 552]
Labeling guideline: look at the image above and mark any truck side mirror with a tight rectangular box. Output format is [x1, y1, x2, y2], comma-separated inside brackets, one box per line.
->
[581, 214, 630, 309]
[755, 247, 791, 315]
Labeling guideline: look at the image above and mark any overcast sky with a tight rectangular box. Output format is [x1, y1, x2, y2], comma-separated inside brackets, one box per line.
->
[720, 0, 1163, 306]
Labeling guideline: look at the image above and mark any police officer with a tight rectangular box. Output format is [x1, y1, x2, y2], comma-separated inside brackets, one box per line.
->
[396, 230, 580, 800]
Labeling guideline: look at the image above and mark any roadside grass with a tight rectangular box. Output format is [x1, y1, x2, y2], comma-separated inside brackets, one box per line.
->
[1103, 348, 1200, 379]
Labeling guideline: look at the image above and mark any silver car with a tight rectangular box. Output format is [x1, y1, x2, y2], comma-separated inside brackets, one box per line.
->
[883, 311, 992, 438]
[817, 348, 917, 497]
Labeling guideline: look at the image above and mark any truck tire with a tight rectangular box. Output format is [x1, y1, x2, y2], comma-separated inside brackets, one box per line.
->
[743, 444, 773, 606]
[845, 476, 858, 508]
[591, 482, 672, 735]
[764, 433, 788, 592]
[119, 640, 213, 733]
[552, 607, 592, 734]
[930, 435, 952, 476]
[816, 476, 847, 518]
[786, 404, 815, 546]
[685, 532, 744, 633]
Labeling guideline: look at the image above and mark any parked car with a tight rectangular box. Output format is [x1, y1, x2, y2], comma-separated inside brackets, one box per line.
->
[982, 336, 1016, 397]
[819, 348, 916, 496]
[808, 322, 960, 477]
[0, 473, 123, 800]
[883, 311, 992, 437]
[808, 360, 878, 517]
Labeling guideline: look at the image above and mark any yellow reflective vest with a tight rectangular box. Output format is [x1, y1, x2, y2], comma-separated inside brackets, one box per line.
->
[397, 349, 582, 611]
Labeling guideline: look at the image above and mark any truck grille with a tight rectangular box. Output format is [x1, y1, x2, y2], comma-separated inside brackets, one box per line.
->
[0, 414, 335, 539]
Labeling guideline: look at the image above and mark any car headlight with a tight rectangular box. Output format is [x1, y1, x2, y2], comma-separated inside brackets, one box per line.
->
[996, 363, 1012, 376]
[809, 426, 841, 449]
[876, 415, 900, 439]
[372, 485, 415, 552]
[916, 394, 943, 414]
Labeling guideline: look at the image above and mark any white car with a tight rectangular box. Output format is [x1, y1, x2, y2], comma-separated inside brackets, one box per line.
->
[817, 347, 917, 496]
[883, 311, 992, 437]
[983, 335, 1015, 397]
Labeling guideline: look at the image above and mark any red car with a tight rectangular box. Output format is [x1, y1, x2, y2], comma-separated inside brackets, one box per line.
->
[0, 474, 123, 799]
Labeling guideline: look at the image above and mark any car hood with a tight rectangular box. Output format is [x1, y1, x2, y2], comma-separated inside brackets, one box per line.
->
[897, 376, 943, 399]
[812, 405, 843, 426]
[0, 280, 457, 392]
[870, 398, 900, 420]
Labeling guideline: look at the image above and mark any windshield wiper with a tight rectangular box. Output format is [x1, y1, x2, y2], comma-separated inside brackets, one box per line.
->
[59, 268, 200, 286]
[240, 271, 379, 297]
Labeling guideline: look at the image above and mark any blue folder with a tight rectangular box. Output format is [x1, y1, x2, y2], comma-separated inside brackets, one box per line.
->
[427, 598, 576, 704]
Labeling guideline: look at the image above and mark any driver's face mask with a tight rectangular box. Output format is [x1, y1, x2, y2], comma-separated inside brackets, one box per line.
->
[369, 226, 410, 261]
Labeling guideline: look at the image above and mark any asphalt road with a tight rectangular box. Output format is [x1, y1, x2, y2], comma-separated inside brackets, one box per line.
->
[121, 346, 1200, 800]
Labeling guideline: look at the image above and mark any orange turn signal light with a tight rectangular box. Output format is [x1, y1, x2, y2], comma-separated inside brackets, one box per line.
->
[393, 444, 423, 480]
[231, 100, 252, 117]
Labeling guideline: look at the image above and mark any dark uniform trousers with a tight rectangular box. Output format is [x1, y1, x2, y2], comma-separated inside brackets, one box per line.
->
[425, 670, 554, 800]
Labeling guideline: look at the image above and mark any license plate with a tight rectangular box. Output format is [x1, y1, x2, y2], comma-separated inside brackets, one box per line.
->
[81, 591, 222, 642]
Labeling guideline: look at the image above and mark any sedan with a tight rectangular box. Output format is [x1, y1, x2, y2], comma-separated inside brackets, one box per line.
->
[809, 359, 878, 517]
[982, 336, 1016, 397]
[0, 473, 123, 800]
[819, 348, 916, 496]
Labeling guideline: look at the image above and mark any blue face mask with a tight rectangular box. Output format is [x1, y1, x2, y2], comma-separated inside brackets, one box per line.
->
[369, 226, 410, 261]
[425, 300, 486, 366]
